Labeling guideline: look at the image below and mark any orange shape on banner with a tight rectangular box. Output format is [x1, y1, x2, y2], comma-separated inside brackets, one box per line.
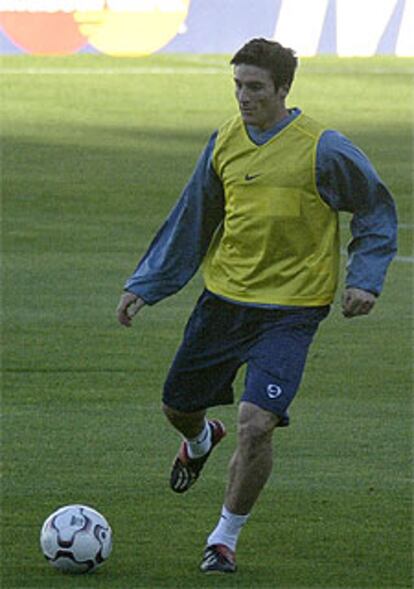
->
[0, 12, 88, 55]
[74, 2, 190, 56]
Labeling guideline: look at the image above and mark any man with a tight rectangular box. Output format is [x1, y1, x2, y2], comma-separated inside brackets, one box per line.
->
[116, 39, 397, 573]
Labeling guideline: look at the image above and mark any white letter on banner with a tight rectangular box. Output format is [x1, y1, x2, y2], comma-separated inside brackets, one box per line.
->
[337, 0, 398, 56]
[396, 0, 414, 56]
[273, 0, 329, 56]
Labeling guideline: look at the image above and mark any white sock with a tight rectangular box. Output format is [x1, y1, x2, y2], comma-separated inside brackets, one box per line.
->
[186, 420, 212, 458]
[207, 505, 250, 552]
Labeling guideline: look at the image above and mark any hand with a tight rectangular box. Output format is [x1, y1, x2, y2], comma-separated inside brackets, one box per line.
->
[341, 288, 376, 319]
[116, 292, 145, 327]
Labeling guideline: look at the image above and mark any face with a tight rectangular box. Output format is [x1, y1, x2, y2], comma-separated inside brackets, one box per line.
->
[233, 64, 288, 131]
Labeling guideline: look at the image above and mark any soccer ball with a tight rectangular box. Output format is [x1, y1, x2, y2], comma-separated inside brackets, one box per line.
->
[40, 504, 112, 574]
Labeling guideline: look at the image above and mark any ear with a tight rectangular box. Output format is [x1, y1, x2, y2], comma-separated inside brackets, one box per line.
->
[277, 84, 290, 100]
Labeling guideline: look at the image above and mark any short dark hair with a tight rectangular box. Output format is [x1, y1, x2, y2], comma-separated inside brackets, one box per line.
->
[230, 38, 298, 92]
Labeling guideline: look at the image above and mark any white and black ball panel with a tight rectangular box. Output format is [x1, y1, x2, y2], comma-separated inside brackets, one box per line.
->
[40, 504, 112, 574]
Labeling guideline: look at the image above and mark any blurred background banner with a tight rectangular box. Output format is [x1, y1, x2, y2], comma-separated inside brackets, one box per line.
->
[0, 0, 412, 56]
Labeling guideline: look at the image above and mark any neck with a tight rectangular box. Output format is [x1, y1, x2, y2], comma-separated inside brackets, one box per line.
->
[252, 108, 290, 133]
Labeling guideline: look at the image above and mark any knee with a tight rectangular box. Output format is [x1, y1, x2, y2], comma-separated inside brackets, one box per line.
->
[236, 403, 278, 457]
[237, 420, 272, 452]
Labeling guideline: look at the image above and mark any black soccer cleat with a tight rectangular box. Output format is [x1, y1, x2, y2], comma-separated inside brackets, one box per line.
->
[169, 419, 226, 494]
[200, 544, 237, 574]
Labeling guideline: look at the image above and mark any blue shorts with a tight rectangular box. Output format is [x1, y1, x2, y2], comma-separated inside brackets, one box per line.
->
[163, 290, 330, 426]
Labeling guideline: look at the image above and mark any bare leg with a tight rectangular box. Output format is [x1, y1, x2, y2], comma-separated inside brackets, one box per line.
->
[225, 401, 280, 515]
[162, 402, 206, 438]
[204, 401, 279, 557]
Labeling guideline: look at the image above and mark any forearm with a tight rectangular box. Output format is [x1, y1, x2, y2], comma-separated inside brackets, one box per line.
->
[317, 130, 398, 296]
[345, 195, 398, 295]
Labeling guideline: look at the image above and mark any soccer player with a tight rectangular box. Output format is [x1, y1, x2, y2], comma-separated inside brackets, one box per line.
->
[116, 39, 397, 573]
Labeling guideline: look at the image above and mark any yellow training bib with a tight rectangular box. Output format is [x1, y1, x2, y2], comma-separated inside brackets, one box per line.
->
[202, 113, 340, 306]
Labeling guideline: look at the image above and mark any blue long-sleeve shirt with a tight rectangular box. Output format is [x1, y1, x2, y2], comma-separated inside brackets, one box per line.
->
[125, 109, 397, 306]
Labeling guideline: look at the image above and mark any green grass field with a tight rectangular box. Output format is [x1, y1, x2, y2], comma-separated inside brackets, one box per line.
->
[1, 54, 413, 588]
